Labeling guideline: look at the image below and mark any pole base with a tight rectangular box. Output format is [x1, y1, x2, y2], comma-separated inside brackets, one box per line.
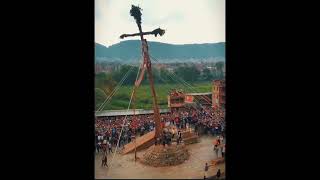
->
[139, 143, 189, 167]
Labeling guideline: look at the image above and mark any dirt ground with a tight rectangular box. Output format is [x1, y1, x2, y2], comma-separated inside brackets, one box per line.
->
[95, 135, 225, 179]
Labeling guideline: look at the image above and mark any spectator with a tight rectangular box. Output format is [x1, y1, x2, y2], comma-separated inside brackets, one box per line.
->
[108, 141, 113, 154]
[96, 141, 101, 153]
[177, 130, 182, 144]
[219, 135, 224, 144]
[216, 169, 221, 179]
[204, 162, 212, 179]
[217, 136, 221, 145]
[214, 144, 219, 158]
[101, 154, 108, 167]
[221, 144, 225, 158]
[95, 105, 225, 149]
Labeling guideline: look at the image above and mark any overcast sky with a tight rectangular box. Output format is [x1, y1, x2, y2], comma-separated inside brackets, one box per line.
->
[95, 0, 225, 47]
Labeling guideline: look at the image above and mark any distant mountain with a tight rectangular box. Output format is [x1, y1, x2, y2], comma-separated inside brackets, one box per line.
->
[95, 40, 225, 63]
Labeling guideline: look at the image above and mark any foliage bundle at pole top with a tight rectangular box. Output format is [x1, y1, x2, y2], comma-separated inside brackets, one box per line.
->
[130, 5, 142, 25]
[152, 28, 165, 37]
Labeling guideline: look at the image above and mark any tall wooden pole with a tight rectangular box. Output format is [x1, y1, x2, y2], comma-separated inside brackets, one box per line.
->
[130, 5, 163, 139]
[141, 39, 162, 138]
[120, 5, 164, 139]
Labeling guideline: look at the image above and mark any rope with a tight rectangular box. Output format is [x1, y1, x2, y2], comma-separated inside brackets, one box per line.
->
[150, 55, 219, 122]
[96, 64, 136, 112]
[169, 71, 213, 105]
[108, 57, 142, 170]
[150, 55, 213, 106]
[151, 65, 208, 116]
[96, 65, 134, 112]
[149, 55, 215, 119]
[156, 73, 183, 95]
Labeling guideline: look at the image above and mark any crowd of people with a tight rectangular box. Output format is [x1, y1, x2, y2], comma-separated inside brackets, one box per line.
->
[95, 105, 225, 155]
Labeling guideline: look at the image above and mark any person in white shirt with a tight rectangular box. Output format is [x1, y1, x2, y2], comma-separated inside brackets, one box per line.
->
[108, 141, 113, 154]
[219, 136, 224, 144]
[221, 144, 225, 158]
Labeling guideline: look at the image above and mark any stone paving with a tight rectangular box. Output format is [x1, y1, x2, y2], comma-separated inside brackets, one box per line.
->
[95, 135, 225, 179]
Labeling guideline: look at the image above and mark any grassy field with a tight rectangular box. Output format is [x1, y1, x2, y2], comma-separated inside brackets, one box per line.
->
[95, 82, 212, 110]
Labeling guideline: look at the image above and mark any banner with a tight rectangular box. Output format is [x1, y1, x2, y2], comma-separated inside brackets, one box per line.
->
[185, 95, 194, 103]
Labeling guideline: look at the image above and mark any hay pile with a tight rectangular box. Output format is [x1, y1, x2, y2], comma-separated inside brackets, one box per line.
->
[140, 144, 189, 167]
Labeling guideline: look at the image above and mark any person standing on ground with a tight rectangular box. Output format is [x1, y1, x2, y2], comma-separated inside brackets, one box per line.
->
[219, 135, 224, 144]
[162, 135, 166, 147]
[217, 136, 221, 145]
[103, 138, 107, 146]
[128, 131, 132, 143]
[215, 126, 219, 136]
[221, 144, 225, 158]
[97, 141, 101, 153]
[177, 130, 182, 144]
[102, 142, 107, 154]
[120, 137, 124, 150]
[204, 162, 213, 179]
[195, 123, 198, 134]
[213, 138, 218, 146]
[214, 144, 219, 158]
[101, 154, 108, 167]
[101, 154, 104, 167]
[124, 133, 128, 145]
[108, 141, 113, 154]
[140, 126, 145, 136]
[216, 169, 221, 179]
[171, 130, 175, 140]
[159, 136, 163, 146]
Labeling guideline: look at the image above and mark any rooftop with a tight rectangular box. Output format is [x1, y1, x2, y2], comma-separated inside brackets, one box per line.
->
[212, 80, 225, 86]
[185, 92, 212, 96]
[95, 109, 170, 117]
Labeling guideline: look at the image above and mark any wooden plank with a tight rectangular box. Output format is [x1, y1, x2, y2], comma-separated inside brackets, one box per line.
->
[122, 130, 155, 154]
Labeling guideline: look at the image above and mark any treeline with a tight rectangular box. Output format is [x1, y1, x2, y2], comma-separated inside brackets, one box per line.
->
[95, 61, 225, 89]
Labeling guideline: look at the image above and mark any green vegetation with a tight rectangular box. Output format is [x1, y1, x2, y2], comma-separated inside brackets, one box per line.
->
[95, 63, 224, 110]
[96, 83, 212, 110]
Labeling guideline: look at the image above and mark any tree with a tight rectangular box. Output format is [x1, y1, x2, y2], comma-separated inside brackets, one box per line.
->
[174, 65, 200, 83]
[203, 68, 214, 81]
[112, 65, 139, 85]
[95, 72, 116, 97]
[95, 88, 107, 110]
[215, 61, 225, 78]
[158, 68, 174, 84]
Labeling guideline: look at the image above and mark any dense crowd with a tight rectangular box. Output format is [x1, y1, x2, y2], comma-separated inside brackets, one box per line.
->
[95, 106, 225, 154]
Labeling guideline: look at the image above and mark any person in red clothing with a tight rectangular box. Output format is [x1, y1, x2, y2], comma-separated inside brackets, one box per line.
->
[213, 139, 218, 146]
[161, 119, 165, 129]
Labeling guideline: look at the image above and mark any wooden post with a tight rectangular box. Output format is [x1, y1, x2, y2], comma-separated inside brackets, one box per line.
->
[120, 5, 165, 140]
[133, 135, 137, 162]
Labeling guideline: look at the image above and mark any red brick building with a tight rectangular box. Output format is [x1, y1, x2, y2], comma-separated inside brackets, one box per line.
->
[168, 90, 185, 109]
[212, 80, 225, 110]
[168, 90, 212, 110]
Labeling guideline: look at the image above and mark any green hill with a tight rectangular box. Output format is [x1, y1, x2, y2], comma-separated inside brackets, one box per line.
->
[95, 40, 225, 63]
